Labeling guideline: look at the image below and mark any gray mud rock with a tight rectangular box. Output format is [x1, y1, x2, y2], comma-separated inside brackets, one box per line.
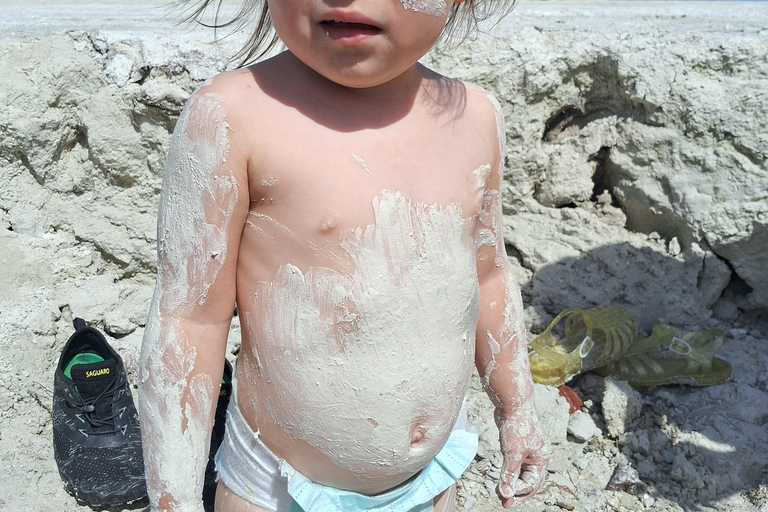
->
[1, 2, 768, 512]
[425, 1, 768, 321]
[533, 383, 571, 444]
[602, 377, 643, 438]
[568, 409, 602, 442]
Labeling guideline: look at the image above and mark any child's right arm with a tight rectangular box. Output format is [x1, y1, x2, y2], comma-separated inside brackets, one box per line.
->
[139, 81, 250, 512]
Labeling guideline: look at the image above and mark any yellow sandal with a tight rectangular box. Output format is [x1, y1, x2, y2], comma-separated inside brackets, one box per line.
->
[528, 306, 635, 386]
[595, 323, 732, 386]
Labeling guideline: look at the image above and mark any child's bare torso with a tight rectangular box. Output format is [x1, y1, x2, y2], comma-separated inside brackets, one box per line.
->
[222, 53, 500, 495]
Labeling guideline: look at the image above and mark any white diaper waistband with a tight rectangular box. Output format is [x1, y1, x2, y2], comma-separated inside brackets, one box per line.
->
[215, 391, 294, 512]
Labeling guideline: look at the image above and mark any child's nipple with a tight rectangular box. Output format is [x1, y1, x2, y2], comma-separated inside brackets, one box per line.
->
[318, 216, 337, 234]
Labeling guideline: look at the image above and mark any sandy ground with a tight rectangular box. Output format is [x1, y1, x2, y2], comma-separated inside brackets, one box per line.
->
[1, 1, 768, 512]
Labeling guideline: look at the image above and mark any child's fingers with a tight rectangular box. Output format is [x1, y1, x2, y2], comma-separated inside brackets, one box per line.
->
[515, 460, 546, 496]
[497, 451, 523, 500]
[501, 495, 517, 508]
[498, 458, 533, 509]
[495, 407, 550, 506]
[507, 453, 549, 507]
[499, 446, 550, 506]
[514, 473, 534, 495]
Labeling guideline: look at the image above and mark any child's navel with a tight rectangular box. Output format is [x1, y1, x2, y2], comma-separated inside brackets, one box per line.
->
[409, 424, 426, 448]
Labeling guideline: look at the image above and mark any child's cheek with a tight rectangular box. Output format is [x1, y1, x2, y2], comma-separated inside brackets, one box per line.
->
[399, 0, 448, 17]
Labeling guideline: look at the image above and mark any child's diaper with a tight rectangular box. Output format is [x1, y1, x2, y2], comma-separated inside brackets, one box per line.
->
[280, 413, 478, 512]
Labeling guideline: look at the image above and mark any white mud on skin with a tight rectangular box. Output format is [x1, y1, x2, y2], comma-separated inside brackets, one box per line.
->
[248, 190, 480, 477]
[4, 5, 768, 512]
[472, 164, 496, 261]
[351, 153, 371, 174]
[401, 0, 446, 17]
[139, 90, 237, 510]
[471, 89, 548, 500]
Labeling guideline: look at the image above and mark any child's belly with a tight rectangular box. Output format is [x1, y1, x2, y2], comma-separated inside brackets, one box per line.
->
[235, 191, 480, 492]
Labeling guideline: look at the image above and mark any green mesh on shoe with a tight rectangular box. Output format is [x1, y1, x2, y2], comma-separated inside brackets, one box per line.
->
[63, 352, 104, 379]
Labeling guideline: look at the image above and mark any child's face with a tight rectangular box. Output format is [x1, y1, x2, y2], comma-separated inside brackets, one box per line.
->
[268, 0, 459, 88]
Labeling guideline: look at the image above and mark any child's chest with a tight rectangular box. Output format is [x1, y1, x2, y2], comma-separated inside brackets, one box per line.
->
[244, 116, 493, 241]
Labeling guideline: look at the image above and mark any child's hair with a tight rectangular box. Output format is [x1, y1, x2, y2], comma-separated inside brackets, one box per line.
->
[179, 0, 519, 67]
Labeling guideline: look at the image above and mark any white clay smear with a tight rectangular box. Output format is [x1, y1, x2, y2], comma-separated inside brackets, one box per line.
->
[140, 90, 237, 509]
[249, 190, 480, 477]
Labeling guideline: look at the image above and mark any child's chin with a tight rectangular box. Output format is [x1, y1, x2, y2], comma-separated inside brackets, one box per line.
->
[307, 61, 411, 90]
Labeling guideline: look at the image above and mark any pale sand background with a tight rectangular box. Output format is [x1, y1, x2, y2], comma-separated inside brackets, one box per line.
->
[1, 1, 767, 511]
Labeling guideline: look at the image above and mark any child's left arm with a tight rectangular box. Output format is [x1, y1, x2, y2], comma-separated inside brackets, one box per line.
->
[473, 95, 550, 508]
[475, 263, 550, 507]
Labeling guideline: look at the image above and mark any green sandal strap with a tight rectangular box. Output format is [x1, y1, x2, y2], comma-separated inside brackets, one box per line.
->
[596, 323, 731, 386]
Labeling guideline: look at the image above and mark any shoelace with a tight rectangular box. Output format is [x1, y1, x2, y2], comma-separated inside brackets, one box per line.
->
[66, 375, 125, 435]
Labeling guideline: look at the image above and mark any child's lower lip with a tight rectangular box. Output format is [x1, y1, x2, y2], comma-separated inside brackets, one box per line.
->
[321, 21, 381, 44]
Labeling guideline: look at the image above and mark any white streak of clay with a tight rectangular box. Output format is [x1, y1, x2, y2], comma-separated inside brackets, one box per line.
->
[243, 312, 263, 378]
[479, 190, 499, 228]
[245, 219, 271, 241]
[351, 153, 371, 174]
[250, 191, 479, 477]
[473, 164, 494, 262]
[487, 329, 501, 355]
[473, 93, 507, 269]
[261, 176, 278, 187]
[501, 273, 534, 410]
[473, 164, 491, 207]
[400, 0, 446, 16]
[140, 90, 235, 509]
[475, 228, 496, 252]
[247, 211, 304, 246]
[482, 331, 502, 408]
[502, 272, 526, 350]
[490, 94, 507, 268]
[482, 330, 500, 389]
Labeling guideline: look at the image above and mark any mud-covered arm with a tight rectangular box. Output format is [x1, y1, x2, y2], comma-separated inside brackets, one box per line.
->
[139, 85, 250, 512]
[473, 96, 549, 508]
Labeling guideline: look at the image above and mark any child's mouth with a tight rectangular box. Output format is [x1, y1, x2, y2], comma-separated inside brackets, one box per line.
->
[321, 20, 382, 42]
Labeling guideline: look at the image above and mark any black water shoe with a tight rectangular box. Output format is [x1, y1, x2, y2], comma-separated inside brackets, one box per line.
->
[203, 359, 233, 512]
[52, 317, 147, 507]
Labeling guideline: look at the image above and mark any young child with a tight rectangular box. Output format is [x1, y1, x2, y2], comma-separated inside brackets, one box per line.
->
[139, 1, 550, 511]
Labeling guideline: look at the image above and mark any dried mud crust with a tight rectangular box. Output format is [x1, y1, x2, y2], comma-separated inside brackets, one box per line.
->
[7, 283, 767, 512]
[460, 316, 768, 512]
[1, 1, 768, 511]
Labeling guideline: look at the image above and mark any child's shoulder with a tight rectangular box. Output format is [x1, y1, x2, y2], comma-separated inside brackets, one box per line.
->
[184, 67, 265, 120]
[177, 66, 283, 161]
[461, 81, 504, 126]
[447, 80, 504, 151]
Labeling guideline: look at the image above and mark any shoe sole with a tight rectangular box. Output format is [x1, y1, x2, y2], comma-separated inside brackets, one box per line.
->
[62, 477, 147, 509]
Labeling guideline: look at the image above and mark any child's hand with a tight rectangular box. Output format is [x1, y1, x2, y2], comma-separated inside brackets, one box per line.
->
[494, 405, 550, 508]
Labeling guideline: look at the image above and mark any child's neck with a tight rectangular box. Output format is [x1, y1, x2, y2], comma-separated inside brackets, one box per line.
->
[257, 51, 433, 130]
